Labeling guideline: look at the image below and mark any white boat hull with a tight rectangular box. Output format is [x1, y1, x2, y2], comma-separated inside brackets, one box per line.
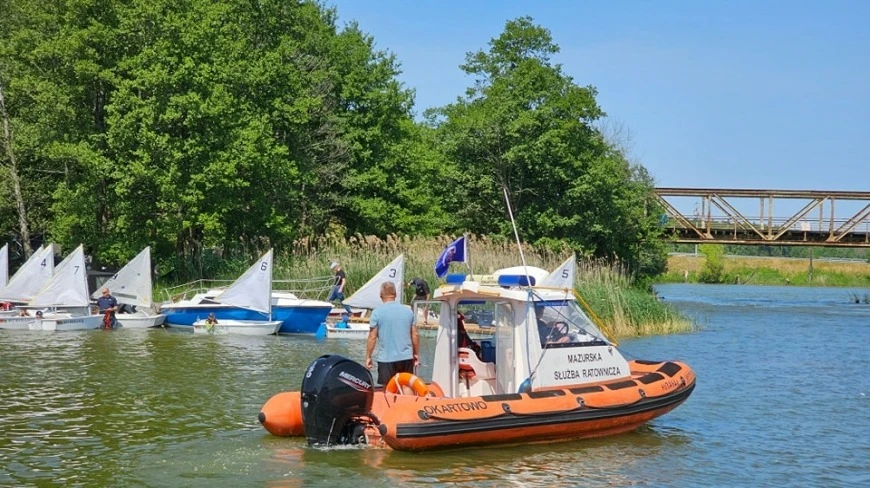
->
[192, 318, 281, 336]
[41, 314, 104, 331]
[0, 313, 103, 331]
[316, 322, 371, 339]
[0, 316, 40, 330]
[116, 312, 166, 328]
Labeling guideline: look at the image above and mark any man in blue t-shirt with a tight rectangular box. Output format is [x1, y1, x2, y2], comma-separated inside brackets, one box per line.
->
[365, 281, 418, 385]
[96, 287, 119, 328]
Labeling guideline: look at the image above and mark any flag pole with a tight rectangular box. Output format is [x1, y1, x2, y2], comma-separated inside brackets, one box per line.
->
[463, 233, 473, 279]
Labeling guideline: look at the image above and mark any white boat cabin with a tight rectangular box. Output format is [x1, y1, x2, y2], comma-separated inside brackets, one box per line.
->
[421, 271, 631, 398]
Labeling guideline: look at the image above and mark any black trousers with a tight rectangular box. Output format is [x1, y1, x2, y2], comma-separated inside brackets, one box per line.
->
[377, 358, 415, 385]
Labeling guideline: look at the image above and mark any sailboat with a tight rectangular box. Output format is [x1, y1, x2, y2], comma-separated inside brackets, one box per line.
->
[0, 245, 103, 331]
[316, 254, 405, 339]
[191, 249, 282, 335]
[91, 247, 165, 328]
[0, 244, 55, 307]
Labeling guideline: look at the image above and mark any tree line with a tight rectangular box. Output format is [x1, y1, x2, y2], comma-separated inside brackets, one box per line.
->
[0, 1, 667, 280]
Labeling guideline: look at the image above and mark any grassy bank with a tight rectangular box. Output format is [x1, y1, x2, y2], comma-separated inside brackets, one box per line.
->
[661, 254, 870, 288]
[155, 235, 694, 338]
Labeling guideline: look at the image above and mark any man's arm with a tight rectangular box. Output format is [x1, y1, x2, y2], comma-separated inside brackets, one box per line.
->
[411, 325, 419, 365]
[365, 327, 377, 370]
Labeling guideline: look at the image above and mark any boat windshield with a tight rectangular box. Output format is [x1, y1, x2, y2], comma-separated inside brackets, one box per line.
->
[535, 300, 609, 347]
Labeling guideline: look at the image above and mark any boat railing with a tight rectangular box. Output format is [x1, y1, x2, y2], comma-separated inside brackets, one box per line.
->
[161, 276, 334, 303]
[162, 279, 235, 303]
[273, 276, 334, 300]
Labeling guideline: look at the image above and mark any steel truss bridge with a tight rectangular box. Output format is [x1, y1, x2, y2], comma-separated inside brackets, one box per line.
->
[655, 188, 870, 247]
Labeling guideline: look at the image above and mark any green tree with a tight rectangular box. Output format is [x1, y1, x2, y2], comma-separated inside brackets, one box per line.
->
[698, 244, 725, 283]
[1, 0, 435, 273]
[430, 17, 666, 278]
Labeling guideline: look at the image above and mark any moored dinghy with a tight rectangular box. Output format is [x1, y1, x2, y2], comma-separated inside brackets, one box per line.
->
[91, 247, 165, 328]
[192, 249, 281, 335]
[4, 245, 103, 331]
[0, 245, 55, 315]
[316, 254, 405, 339]
[258, 256, 695, 451]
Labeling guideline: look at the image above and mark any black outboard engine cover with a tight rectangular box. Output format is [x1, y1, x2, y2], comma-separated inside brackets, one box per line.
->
[300, 354, 374, 446]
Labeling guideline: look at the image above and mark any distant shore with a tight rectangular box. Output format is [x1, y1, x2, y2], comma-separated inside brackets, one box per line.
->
[661, 254, 870, 288]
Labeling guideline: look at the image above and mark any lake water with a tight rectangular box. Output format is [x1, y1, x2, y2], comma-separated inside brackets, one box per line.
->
[1, 284, 868, 487]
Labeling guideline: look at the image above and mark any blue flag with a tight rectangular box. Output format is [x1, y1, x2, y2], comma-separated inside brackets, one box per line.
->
[434, 235, 467, 278]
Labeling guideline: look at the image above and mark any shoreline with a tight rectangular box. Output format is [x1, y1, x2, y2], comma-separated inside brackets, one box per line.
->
[661, 254, 870, 287]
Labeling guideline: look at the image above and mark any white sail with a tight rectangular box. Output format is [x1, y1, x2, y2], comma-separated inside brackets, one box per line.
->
[29, 245, 90, 308]
[215, 249, 273, 315]
[0, 243, 8, 287]
[344, 254, 405, 310]
[91, 247, 153, 308]
[539, 254, 576, 290]
[0, 244, 55, 302]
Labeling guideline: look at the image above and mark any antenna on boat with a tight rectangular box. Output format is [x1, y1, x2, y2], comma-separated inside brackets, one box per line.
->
[503, 186, 536, 394]
[503, 187, 531, 285]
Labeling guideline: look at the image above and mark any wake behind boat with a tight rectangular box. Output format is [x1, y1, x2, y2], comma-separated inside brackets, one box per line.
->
[258, 255, 696, 451]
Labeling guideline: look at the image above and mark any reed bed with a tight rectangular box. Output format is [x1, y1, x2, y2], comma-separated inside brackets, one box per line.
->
[155, 234, 694, 337]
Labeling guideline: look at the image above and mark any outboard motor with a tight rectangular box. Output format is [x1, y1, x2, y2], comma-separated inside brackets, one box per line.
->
[300, 354, 376, 446]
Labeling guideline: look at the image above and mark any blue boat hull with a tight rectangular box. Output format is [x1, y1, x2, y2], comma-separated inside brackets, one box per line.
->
[162, 304, 331, 334]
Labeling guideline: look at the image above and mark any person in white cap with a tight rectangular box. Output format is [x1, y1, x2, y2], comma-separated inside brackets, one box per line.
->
[327, 261, 352, 314]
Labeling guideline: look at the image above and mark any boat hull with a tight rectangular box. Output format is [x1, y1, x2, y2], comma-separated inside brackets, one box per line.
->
[162, 302, 331, 334]
[259, 359, 696, 451]
[42, 315, 104, 331]
[315, 322, 371, 339]
[380, 380, 693, 451]
[0, 314, 103, 331]
[0, 316, 40, 330]
[116, 312, 166, 329]
[192, 319, 281, 335]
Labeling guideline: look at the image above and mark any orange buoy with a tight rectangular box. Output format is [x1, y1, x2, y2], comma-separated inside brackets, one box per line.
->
[258, 391, 303, 437]
[384, 373, 430, 397]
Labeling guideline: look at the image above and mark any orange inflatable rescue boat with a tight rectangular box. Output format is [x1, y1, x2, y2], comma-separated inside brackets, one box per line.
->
[259, 258, 696, 451]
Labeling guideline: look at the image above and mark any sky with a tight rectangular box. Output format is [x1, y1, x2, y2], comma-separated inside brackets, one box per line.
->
[328, 0, 869, 204]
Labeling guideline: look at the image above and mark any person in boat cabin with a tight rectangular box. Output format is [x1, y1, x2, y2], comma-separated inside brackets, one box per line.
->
[18, 309, 28, 317]
[365, 281, 419, 385]
[327, 261, 352, 314]
[535, 306, 569, 345]
[96, 287, 119, 328]
[35, 310, 43, 319]
[457, 312, 483, 360]
[543, 321, 571, 344]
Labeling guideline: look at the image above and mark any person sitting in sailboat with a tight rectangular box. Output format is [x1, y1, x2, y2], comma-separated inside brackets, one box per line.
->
[96, 287, 119, 329]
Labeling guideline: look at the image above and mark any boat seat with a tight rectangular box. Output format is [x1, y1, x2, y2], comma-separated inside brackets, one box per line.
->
[458, 347, 496, 380]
